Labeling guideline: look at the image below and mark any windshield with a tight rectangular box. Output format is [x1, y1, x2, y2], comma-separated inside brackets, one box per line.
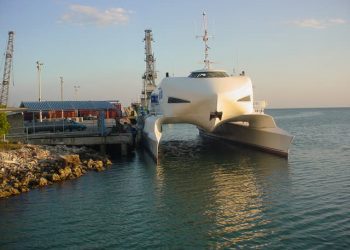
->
[188, 71, 229, 78]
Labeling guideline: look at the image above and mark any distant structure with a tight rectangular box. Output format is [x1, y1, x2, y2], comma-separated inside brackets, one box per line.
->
[141, 29, 157, 108]
[20, 101, 122, 121]
[0, 31, 15, 107]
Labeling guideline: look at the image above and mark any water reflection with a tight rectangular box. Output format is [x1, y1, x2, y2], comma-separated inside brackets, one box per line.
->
[150, 124, 290, 247]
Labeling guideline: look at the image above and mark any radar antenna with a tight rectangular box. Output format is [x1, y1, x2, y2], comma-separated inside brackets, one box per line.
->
[196, 12, 212, 69]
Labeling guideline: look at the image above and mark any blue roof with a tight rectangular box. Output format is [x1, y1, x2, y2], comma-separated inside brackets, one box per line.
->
[20, 101, 116, 111]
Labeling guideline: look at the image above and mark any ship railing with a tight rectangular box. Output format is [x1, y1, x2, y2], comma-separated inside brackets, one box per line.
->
[253, 101, 267, 114]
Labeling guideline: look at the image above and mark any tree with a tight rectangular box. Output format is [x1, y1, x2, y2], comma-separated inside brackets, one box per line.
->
[0, 107, 10, 137]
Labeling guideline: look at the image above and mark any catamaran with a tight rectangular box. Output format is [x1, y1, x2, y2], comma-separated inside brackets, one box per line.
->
[143, 12, 293, 161]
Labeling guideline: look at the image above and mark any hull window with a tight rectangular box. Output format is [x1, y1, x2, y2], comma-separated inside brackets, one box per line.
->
[168, 97, 191, 103]
[188, 71, 229, 78]
[237, 95, 251, 102]
[210, 111, 223, 120]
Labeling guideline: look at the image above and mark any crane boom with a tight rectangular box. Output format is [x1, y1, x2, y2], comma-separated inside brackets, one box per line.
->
[0, 31, 15, 107]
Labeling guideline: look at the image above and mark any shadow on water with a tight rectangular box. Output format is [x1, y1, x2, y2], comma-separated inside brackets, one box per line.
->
[139, 124, 291, 248]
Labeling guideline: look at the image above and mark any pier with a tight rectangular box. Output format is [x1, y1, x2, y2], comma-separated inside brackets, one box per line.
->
[3, 101, 136, 156]
[6, 131, 134, 156]
[7, 132, 134, 156]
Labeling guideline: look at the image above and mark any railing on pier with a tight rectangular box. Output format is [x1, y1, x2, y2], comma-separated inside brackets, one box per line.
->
[4, 118, 135, 155]
[5, 118, 129, 142]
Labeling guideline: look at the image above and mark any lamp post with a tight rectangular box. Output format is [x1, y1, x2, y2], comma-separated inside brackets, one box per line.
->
[36, 61, 43, 122]
[60, 76, 64, 118]
[74, 85, 80, 118]
[60, 77, 64, 101]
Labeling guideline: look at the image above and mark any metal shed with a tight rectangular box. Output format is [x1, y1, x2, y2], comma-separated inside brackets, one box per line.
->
[20, 101, 121, 121]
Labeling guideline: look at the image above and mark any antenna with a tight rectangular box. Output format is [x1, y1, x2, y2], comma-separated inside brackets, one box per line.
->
[232, 55, 236, 75]
[196, 12, 212, 69]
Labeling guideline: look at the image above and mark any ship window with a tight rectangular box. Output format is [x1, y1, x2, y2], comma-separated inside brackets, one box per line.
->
[188, 71, 229, 78]
[151, 95, 159, 103]
[237, 95, 251, 102]
[168, 97, 191, 103]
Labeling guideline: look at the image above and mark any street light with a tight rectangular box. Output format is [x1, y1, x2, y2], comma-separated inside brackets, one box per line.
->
[60, 76, 64, 101]
[74, 85, 80, 118]
[60, 76, 64, 118]
[36, 61, 43, 122]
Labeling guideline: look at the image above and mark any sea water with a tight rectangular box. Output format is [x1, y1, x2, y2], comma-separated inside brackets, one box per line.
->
[1, 108, 349, 249]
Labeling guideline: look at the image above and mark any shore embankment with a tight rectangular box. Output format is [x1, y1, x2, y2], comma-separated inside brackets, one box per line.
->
[0, 144, 112, 198]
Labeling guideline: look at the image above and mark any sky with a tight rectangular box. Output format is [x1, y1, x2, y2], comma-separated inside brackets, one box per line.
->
[0, 0, 349, 108]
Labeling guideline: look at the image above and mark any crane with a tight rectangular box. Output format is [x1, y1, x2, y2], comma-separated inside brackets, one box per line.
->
[141, 29, 157, 108]
[0, 31, 15, 107]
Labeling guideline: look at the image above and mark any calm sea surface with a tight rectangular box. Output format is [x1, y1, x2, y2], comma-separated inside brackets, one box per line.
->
[1, 108, 349, 249]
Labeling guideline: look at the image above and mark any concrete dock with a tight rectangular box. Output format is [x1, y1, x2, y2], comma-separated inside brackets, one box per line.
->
[7, 132, 134, 156]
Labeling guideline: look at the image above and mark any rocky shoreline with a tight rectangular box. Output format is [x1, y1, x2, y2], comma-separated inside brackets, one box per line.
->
[0, 144, 112, 198]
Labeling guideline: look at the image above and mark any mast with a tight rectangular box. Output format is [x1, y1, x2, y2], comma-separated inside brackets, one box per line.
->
[197, 12, 211, 70]
[141, 29, 157, 108]
[0, 31, 15, 107]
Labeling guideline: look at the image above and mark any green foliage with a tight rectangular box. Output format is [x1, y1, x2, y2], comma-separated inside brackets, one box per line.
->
[0, 106, 10, 137]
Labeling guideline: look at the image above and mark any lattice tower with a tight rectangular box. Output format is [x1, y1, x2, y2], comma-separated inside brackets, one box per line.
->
[0, 31, 15, 107]
[141, 29, 157, 108]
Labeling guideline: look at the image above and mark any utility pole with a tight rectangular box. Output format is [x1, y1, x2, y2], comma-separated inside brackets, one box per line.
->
[36, 61, 43, 122]
[74, 85, 80, 118]
[0, 31, 15, 107]
[36, 61, 43, 102]
[141, 29, 157, 108]
[60, 76, 64, 118]
[60, 76, 64, 101]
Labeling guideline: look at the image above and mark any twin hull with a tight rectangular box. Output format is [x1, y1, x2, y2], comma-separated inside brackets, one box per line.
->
[143, 114, 294, 162]
[142, 73, 294, 161]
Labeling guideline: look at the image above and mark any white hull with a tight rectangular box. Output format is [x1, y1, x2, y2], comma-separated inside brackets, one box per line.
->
[142, 115, 162, 162]
[142, 132, 159, 161]
[143, 113, 294, 161]
[199, 122, 294, 157]
[141, 69, 295, 161]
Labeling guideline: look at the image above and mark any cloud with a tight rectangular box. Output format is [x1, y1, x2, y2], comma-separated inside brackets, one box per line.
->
[60, 4, 131, 26]
[291, 18, 347, 29]
[329, 18, 347, 24]
[292, 19, 326, 29]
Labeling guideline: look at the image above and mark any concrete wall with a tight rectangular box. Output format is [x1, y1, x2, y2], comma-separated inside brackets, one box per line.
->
[27, 134, 132, 146]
